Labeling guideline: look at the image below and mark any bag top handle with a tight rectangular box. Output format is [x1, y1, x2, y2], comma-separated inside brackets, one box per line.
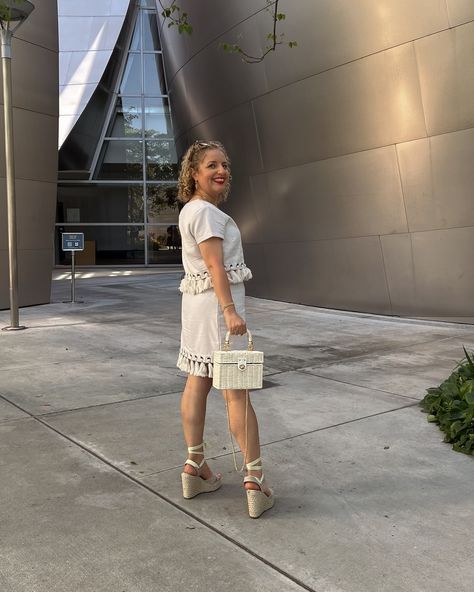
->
[224, 330, 254, 351]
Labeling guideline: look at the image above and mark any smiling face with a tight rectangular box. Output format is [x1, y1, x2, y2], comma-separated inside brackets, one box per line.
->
[192, 148, 230, 203]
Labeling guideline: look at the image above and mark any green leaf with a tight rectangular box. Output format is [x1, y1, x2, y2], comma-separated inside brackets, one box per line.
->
[465, 392, 474, 405]
[420, 348, 474, 456]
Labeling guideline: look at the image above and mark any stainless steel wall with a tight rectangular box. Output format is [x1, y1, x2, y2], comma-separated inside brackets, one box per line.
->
[0, 0, 58, 309]
[159, 0, 474, 317]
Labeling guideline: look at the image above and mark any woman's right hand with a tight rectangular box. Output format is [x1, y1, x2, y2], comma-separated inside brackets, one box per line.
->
[224, 309, 247, 336]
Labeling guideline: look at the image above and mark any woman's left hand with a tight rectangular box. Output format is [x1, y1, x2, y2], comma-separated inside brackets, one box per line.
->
[224, 309, 247, 335]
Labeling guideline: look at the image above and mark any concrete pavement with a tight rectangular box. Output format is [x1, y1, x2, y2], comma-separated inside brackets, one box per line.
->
[1, 269, 473, 592]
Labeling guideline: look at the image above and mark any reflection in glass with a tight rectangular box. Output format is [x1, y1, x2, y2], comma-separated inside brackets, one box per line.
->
[147, 184, 179, 224]
[144, 53, 166, 95]
[147, 225, 182, 264]
[57, 184, 144, 223]
[96, 140, 143, 180]
[108, 97, 142, 137]
[55, 225, 145, 265]
[143, 11, 161, 51]
[145, 98, 172, 137]
[130, 13, 141, 50]
[120, 54, 141, 94]
[146, 140, 178, 180]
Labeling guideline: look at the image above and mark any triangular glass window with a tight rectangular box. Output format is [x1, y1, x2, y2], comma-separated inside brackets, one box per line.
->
[94, 3, 178, 183]
[144, 98, 173, 137]
[108, 97, 142, 137]
[143, 10, 161, 51]
[130, 13, 141, 50]
[120, 54, 141, 94]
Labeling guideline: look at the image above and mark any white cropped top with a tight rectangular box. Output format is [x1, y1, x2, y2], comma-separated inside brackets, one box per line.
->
[178, 199, 252, 295]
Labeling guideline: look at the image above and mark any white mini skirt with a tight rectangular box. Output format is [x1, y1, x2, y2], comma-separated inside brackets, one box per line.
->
[177, 283, 246, 377]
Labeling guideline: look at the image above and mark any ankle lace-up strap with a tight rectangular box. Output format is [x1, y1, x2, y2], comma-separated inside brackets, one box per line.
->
[246, 457, 262, 472]
[185, 442, 206, 471]
[244, 457, 265, 487]
[187, 442, 205, 455]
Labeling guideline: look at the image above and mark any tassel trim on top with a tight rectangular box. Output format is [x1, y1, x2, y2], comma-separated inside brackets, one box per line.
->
[179, 263, 252, 295]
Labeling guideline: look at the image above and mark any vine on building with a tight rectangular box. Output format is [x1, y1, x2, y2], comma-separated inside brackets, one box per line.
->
[158, 0, 297, 63]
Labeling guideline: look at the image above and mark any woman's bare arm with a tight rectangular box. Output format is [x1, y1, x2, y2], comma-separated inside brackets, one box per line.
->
[198, 237, 246, 335]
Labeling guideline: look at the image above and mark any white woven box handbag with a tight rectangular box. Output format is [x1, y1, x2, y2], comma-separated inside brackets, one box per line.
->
[212, 330, 264, 390]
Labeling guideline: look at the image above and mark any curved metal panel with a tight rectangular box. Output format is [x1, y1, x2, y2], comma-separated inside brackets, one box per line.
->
[415, 22, 474, 135]
[254, 146, 408, 243]
[0, 0, 58, 309]
[160, 1, 474, 318]
[260, 237, 392, 314]
[190, 103, 263, 175]
[166, 20, 268, 133]
[264, 0, 449, 91]
[58, 0, 130, 146]
[4, 40, 57, 118]
[15, 0, 59, 52]
[158, 0, 269, 78]
[397, 128, 474, 232]
[382, 228, 474, 316]
[446, 0, 474, 26]
[253, 43, 427, 171]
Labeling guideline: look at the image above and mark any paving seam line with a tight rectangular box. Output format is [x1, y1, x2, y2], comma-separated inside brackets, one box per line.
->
[295, 370, 423, 401]
[293, 334, 460, 372]
[255, 402, 421, 450]
[36, 389, 184, 418]
[0, 393, 316, 592]
[116, 403, 421, 478]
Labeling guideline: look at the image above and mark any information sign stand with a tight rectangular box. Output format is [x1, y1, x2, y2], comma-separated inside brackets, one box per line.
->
[61, 233, 84, 303]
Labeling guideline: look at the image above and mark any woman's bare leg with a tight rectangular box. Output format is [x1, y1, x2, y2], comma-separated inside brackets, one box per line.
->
[223, 389, 271, 495]
[181, 374, 218, 479]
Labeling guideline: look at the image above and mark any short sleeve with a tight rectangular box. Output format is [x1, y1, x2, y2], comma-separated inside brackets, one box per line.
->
[189, 205, 227, 244]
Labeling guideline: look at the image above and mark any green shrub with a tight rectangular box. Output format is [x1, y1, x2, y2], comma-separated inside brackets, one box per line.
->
[420, 347, 474, 456]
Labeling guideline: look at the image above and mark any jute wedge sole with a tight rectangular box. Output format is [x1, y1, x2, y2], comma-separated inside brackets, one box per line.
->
[181, 472, 223, 499]
[246, 488, 274, 518]
[244, 457, 274, 518]
[181, 442, 222, 499]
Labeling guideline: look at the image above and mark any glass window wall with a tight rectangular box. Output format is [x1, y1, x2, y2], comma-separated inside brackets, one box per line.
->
[56, 225, 145, 266]
[120, 54, 141, 94]
[147, 184, 179, 224]
[144, 54, 167, 95]
[108, 97, 142, 137]
[96, 140, 143, 180]
[57, 1, 180, 266]
[144, 98, 173, 137]
[143, 10, 161, 51]
[147, 225, 181, 264]
[57, 184, 144, 224]
[146, 140, 178, 180]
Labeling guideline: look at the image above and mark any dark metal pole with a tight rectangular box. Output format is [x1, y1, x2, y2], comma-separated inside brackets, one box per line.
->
[71, 251, 76, 303]
[1, 28, 25, 331]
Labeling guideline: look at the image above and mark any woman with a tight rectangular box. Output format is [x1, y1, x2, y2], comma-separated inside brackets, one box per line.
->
[176, 140, 274, 519]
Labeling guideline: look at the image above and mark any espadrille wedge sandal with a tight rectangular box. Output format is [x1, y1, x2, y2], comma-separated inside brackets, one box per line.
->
[244, 457, 274, 519]
[181, 443, 223, 499]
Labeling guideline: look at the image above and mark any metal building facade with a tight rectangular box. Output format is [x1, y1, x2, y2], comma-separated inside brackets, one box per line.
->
[0, 0, 58, 309]
[159, 0, 474, 318]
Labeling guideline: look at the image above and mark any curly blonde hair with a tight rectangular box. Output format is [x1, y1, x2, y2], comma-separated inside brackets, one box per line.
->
[177, 140, 232, 203]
